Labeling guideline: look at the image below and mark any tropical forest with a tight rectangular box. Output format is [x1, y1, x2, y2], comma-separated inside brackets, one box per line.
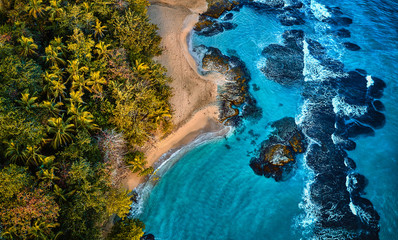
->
[0, 0, 172, 239]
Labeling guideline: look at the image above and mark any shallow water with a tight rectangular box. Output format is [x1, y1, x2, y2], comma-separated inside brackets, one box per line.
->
[138, 0, 398, 239]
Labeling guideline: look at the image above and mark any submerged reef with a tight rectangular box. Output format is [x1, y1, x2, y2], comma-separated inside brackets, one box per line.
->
[193, 45, 262, 126]
[261, 30, 305, 86]
[250, 117, 307, 181]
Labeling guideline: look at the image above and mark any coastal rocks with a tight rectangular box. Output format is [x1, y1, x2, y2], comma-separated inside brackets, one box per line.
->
[343, 42, 361, 51]
[250, 117, 306, 181]
[261, 30, 304, 86]
[194, 45, 261, 125]
[277, 9, 305, 26]
[140, 234, 155, 240]
[223, 12, 234, 21]
[201, 0, 240, 19]
[194, 0, 241, 36]
[194, 19, 224, 36]
[325, 16, 353, 27]
[297, 38, 384, 239]
[335, 28, 351, 38]
[194, 17, 238, 36]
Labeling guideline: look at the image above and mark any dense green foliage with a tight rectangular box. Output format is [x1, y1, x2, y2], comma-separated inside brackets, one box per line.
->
[0, 0, 172, 239]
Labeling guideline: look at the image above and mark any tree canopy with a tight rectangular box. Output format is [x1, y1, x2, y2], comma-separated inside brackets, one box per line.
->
[0, 0, 171, 238]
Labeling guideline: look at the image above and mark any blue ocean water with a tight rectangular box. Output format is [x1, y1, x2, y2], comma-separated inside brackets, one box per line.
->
[137, 0, 398, 239]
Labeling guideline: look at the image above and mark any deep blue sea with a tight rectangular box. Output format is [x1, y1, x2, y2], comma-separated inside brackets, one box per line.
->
[135, 0, 398, 239]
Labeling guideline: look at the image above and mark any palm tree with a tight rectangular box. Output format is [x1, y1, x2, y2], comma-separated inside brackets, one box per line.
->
[66, 59, 89, 85]
[68, 89, 84, 103]
[45, 44, 65, 66]
[40, 100, 64, 117]
[67, 103, 98, 130]
[49, 80, 66, 101]
[36, 168, 60, 186]
[25, 0, 44, 19]
[94, 41, 111, 59]
[18, 92, 38, 111]
[45, 0, 64, 22]
[87, 71, 107, 94]
[5, 140, 26, 163]
[46, 117, 74, 149]
[124, 152, 148, 173]
[93, 19, 106, 38]
[40, 155, 56, 167]
[148, 106, 172, 124]
[18, 36, 38, 57]
[134, 59, 149, 73]
[24, 145, 45, 166]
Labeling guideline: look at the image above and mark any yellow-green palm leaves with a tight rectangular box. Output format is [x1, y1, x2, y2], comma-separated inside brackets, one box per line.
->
[46, 117, 74, 149]
[18, 36, 38, 57]
[45, 0, 64, 22]
[18, 92, 38, 111]
[67, 59, 89, 91]
[40, 100, 64, 117]
[87, 71, 106, 94]
[94, 41, 111, 59]
[45, 44, 65, 66]
[68, 104, 98, 130]
[25, 0, 44, 19]
[93, 19, 106, 38]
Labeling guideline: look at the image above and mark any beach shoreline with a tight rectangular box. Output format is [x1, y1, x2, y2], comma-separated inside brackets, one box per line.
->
[123, 0, 228, 190]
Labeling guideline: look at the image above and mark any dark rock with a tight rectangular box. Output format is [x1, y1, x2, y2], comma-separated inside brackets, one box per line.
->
[338, 71, 367, 105]
[345, 121, 375, 138]
[250, 144, 296, 181]
[373, 100, 385, 111]
[352, 197, 380, 232]
[345, 157, 357, 170]
[223, 12, 234, 21]
[283, 30, 304, 49]
[325, 17, 353, 26]
[336, 28, 351, 38]
[306, 38, 326, 58]
[221, 22, 238, 30]
[270, 117, 307, 153]
[202, 0, 240, 19]
[283, 2, 304, 10]
[141, 233, 155, 240]
[305, 144, 349, 174]
[354, 104, 386, 129]
[343, 42, 361, 51]
[278, 11, 305, 26]
[194, 19, 224, 36]
[327, 6, 344, 16]
[334, 134, 356, 151]
[347, 173, 367, 196]
[368, 76, 386, 99]
[242, 96, 263, 120]
[250, 117, 306, 181]
[252, 83, 260, 91]
[261, 43, 304, 86]
[321, 57, 345, 72]
[198, 46, 260, 124]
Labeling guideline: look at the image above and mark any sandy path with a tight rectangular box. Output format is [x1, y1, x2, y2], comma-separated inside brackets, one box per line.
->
[123, 0, 228, 190]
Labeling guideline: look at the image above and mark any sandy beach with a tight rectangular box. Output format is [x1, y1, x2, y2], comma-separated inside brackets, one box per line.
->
[123, 0, 227, 190]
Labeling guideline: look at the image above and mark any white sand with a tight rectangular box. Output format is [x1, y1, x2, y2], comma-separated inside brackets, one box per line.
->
[123, 0, 228, 190]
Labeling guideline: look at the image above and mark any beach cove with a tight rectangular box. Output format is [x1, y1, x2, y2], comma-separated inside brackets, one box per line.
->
[129, 0, 398, 239]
